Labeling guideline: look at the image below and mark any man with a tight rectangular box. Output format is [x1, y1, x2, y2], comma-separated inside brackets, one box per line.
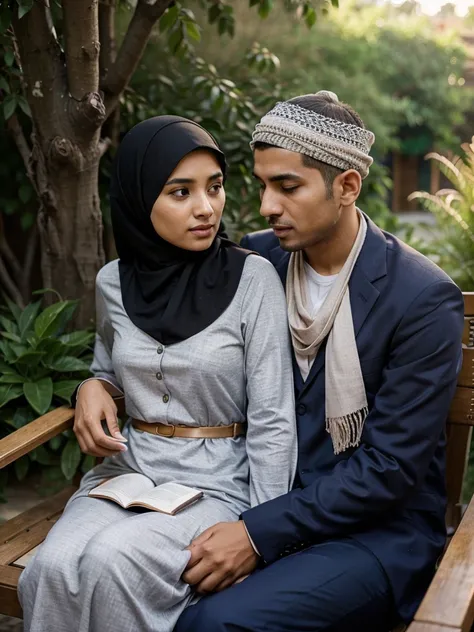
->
[175, 91, 465, 631]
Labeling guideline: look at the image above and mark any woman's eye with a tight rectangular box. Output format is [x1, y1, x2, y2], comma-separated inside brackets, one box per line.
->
[172, 188, 189, 198]
[209, 183, 223, 194]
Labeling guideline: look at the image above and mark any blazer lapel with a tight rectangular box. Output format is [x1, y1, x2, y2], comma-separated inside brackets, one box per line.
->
[296, 214, 387, 400]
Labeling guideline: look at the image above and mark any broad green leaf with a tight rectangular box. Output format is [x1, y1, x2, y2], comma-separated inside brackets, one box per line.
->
[19, 301, 41, 339]
[81, 454, 96, 474]
[18, 0, 34, 19]
[59, 331, 95, 347]
[0, 77, 10, 93]
[30, 445, 52, 465]
[14, 350, 44, 367]
[159, 4, 179, 32]
[48, 435, 63, 451]
[0, 341, 17, 363]
[185, 21, 201, 42]
[3, 94, 15, 119]
[258, 0, 273, 19]
[46, 356, 90, 373]
[23, 377, 53, 415]
[12, 407, 35, 428]
[0, 384, 23, 408]
[4, 295, 21, 323]
[17, 95, 31, 117]
[53, 380, 80, 403]
[0, 359, 16, 374]
[3, 49, 14, 67]
[0, 314, 18, 334]
[0, 372, 24, 384]
[14, 456, 29, 482]
[1, 331, 22, 343]
[61, 439, 81, 480]
[34, 302, 70, 339]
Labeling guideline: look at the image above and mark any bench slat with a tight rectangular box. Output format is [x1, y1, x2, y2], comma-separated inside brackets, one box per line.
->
[0, 565, 22, 619]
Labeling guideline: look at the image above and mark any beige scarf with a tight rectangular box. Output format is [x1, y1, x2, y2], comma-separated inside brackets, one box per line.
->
[286, 211, 368, 454]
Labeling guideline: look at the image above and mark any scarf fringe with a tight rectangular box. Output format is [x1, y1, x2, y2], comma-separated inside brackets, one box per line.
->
[326, 406, 368, 455]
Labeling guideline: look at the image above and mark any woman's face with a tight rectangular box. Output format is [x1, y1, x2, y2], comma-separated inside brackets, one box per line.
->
[150, 149, 225, 251]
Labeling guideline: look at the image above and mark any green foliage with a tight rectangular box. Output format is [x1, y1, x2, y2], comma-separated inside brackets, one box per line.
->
[409, 140, 474, 291]
[0, 296, 95, 500]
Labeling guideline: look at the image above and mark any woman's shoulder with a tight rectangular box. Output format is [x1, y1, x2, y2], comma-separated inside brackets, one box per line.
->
[96, 259, 120, 295]
[241, 253, 283, 286]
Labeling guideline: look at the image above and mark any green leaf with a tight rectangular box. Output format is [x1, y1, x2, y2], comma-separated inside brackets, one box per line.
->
[4, 295, 22, 323]
[20, 212, 35, 231]
[18, 182, 32, 204]
[3, 49, 14, 68]
[0, 372, 25, 384]
[12, 407, 35, 428]
[0, 384, 23, 408]
[0, 358, 16, 374]
[14, 456, 29, 482]
[159, 4, 179, 32]
[185, 21, 201, 42]
[0, 341, 17, 363]
[81, 454, 96, 474]
[305, 7, 317, 27]
[0, 77, 10, 93]
[34, 302, 70, 340]
[53, 380, 79, 403]
[3, 94, 16, 120]
[49, 435, 63, 451]
[17, 95, 31, 117]
[258, 0, 273, 19]
[59, 331, 95, 347]
[23, 377, 53, 415]
[30, 445, 51, 465]
[0, 314, 18, 335]
[168, 28, 183, 54]
[46, 356, 90, 372]
[1, 331, 22, 343]
[61, 438, 81, 480]
[14, 350, 44, 366]
[19, 301, 42, 339]
[17, 0, 34, 19]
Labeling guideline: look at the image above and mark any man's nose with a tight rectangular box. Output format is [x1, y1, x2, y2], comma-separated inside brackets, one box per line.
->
[259, 190, 283, 218]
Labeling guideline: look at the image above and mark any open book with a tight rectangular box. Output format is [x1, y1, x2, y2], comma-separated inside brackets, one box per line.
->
[88, 473, 203, 515]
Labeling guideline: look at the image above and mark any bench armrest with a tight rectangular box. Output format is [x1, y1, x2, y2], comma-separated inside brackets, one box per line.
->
[407, 492, 474, 632]
[0, 406, 75, 469]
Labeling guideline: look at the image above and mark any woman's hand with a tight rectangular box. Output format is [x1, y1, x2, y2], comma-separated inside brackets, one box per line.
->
[74, 380, 128, 457]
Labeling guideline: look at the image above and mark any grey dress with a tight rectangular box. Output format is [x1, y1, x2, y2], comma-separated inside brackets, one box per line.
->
[18, 254, 297, 632]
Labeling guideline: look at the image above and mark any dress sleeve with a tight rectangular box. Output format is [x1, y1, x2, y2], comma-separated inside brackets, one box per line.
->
[241, 256, 297, 507]
[73, 279, 124, 405]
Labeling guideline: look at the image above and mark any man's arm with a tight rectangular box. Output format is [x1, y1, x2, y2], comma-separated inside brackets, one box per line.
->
[243, 280, 464, 564]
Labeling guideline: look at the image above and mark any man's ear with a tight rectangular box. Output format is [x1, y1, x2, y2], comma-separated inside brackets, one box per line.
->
[334, 169, 362, 206]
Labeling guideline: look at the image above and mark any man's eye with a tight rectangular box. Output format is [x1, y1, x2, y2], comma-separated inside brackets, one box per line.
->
[282, 185, 298, 193]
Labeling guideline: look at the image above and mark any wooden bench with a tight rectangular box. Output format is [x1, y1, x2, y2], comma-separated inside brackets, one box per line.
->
[0, 293, 473, 628]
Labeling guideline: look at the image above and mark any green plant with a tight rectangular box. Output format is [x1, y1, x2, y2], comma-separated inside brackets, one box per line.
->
[408, 139, 474, 291]
[0, 295, 95, 500]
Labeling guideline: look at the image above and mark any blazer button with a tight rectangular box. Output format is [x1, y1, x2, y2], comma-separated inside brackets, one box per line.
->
[157, 345, 164, 354]
[296, 404, 307, 415]
[156, 372, 163, 380]
[163, 394, 169, 403]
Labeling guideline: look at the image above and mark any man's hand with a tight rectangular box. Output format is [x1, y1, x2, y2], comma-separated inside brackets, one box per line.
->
[182, 521, 258, 594]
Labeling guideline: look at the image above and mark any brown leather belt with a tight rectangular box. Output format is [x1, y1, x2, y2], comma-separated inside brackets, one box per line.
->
[131, 419, 246, 439]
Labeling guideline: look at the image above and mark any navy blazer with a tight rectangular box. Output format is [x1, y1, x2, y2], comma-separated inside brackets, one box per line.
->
[240, 216, 464, 623]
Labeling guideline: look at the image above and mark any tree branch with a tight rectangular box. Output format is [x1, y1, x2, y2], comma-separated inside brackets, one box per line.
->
[62, 0, 100, 99]
[12, 2, 67, 140]
[99, 0, 117, 81]
[0, 256, 25, 309]
[6, 114, 37, 194]
[102, 0, 172, 117]
[21, 223, 38, 300]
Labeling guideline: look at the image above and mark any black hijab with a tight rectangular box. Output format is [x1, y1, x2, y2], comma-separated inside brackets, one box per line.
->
[110, 115, 250, 345]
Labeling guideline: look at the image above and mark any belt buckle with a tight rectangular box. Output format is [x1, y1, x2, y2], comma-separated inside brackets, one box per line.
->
[158, 425, 175, 438]
[232, 423, 239, 438]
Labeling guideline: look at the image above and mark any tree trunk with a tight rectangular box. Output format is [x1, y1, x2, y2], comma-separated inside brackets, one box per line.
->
[38, 146, 104, 329]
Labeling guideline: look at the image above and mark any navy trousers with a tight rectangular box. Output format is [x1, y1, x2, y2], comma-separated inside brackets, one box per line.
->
[174, 539, 397, 632]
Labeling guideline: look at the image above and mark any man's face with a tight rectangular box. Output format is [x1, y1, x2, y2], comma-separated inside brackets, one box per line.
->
[253, 147, 343, 251]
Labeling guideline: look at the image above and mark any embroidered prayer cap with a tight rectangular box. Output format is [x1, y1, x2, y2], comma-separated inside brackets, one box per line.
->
[250, 91, 376, 179]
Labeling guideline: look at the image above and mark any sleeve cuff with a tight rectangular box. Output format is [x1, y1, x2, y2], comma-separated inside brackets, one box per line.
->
[242, 520, 260, 556]
[72, 377, 124, 407]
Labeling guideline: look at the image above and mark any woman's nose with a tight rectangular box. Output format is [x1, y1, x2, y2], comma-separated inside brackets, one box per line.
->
[194, 194, 214, 218]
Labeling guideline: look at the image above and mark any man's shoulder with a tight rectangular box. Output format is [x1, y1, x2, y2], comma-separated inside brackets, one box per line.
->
[240, 229, 280, 260]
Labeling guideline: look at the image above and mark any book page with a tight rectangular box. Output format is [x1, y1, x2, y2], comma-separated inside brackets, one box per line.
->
[131, 482, 202, 514]
[88, 472, 154, 507]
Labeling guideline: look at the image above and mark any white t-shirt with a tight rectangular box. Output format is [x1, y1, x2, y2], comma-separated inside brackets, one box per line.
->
[304, 262, 338, 317]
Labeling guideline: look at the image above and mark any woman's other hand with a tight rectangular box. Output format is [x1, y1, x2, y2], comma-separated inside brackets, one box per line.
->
[74, 380, 128, 457]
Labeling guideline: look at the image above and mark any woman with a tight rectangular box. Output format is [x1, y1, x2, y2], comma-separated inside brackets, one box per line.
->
[18, 116, 297, 632]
